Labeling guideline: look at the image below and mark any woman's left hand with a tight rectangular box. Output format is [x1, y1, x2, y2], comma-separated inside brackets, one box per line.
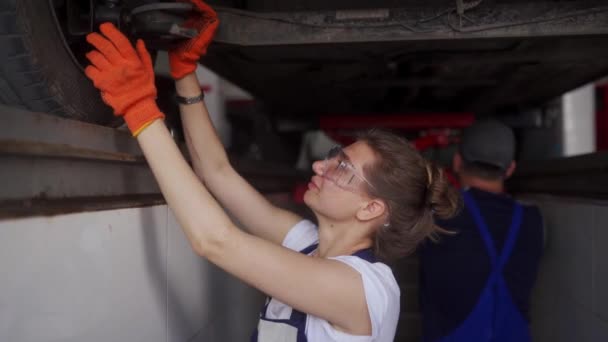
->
[169, 0, 219, 80]
[85, 22, 164, 136]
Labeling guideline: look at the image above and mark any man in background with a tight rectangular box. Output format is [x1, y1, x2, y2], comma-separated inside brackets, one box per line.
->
[419, 119, 544, 342]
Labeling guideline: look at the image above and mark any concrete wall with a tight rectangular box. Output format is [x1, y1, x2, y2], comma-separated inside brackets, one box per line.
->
[4, 196, 606, 342]
[524, 195, 608, 341]
[0, 206, 264, 342]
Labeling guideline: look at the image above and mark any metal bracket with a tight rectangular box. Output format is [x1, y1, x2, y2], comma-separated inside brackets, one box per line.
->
[128, 3, 196, 50]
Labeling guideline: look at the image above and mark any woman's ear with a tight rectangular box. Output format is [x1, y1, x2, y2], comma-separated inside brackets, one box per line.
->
[356, 198, 386, 222]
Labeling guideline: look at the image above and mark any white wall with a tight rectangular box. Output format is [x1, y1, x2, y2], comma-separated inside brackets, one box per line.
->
[0, 206, 264, 342]
[562, 85, 596, 156]
[194, 65, 232, 148]
[523, 196, 608, 341]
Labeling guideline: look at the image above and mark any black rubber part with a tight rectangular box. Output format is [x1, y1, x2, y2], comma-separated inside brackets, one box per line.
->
[0, 0, 114, 124]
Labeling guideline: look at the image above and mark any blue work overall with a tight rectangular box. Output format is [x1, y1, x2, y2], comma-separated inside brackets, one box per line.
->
[251, 243, 376, 342]
[437, 191, 530, 342]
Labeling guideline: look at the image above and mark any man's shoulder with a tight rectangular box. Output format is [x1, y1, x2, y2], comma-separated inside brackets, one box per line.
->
[435, 190, 543, 232]
[516, 199, 542, 216]
[510, 197, 544, 233]
[518, 203, 544, 246]
[520, 202, 542, 220]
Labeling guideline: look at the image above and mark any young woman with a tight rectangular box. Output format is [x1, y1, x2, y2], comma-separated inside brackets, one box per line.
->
[83, 2, 460, 340]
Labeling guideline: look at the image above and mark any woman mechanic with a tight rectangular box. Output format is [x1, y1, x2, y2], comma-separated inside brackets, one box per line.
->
[83, 1, 460, 340]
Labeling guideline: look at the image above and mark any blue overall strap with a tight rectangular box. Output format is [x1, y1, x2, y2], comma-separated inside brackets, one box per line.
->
[252, 242, 377, 342]
[437, 191, 528, 342]
[286, 244, 375, 332]
[497, 205, 523, 271]
[274, 243, 319, 330]
[462, 191, 498, 266]
[251, 242, 319, 342]
[300, 243, 319, 256]
[462, 190, 523, 271]
[352, 248, 376, 263]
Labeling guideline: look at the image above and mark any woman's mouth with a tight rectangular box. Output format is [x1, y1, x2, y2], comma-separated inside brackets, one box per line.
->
[308, 179, 320, 190]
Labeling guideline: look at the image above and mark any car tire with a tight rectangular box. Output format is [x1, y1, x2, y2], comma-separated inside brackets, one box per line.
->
[0, 0, 114, 124]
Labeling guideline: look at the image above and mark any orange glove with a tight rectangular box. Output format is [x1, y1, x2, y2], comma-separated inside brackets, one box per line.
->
[169, 0, 219, 79]
[84, 23, 165, 136]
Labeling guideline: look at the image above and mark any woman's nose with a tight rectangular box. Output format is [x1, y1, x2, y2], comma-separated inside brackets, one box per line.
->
[312, 160, 324, 175]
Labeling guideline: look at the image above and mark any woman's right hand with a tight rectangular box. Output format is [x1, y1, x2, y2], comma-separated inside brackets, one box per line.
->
[169, 0, 220, 80]
[85, 22, 164, 136]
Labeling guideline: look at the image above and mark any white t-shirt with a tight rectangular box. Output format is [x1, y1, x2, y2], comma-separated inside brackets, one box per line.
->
[262, 220, 400, 342]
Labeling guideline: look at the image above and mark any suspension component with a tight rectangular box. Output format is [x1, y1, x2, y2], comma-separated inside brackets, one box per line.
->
[64, 1, 195, 50]
[129, 3, 197, 49]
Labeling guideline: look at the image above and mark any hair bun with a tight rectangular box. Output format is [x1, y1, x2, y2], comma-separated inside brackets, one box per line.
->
[426, 162, 461, 219]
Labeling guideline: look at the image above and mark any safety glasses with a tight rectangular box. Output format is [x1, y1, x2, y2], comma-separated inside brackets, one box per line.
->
[322, 146, 375, 193]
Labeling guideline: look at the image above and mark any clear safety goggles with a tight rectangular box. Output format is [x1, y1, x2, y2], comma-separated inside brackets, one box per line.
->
[322, 146, 375, 193]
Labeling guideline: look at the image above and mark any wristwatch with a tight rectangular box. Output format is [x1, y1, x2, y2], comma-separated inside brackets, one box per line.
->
[176, 93, 205, 105]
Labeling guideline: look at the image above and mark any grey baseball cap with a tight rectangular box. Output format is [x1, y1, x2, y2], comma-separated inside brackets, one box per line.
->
[460, 119, 516, 171]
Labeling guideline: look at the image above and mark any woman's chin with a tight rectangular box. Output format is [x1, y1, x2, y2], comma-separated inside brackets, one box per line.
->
[302, 190, 318, 208]
[302, 190, 312, 204]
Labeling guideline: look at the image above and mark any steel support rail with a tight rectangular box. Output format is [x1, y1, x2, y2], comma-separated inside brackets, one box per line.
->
[0, 106, 306, 218]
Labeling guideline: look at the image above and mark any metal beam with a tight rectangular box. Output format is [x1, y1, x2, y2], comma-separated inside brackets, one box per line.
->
[0, 106, 306, 218]
[213, 2, 608, 46]
[0, 106, 163, 217]
[509, 152, 608, 199]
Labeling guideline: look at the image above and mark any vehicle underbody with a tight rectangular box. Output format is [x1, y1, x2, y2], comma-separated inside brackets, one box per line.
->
[3, 0, 608, 124]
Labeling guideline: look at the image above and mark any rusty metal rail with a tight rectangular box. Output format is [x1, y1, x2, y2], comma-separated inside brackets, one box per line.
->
[213, 2, 608, 46]
[0, 106, 163, 218]
[0, 106, 307, 218]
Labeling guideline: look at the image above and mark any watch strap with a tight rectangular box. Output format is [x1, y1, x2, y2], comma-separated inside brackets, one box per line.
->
[176, 93, 205, 105]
